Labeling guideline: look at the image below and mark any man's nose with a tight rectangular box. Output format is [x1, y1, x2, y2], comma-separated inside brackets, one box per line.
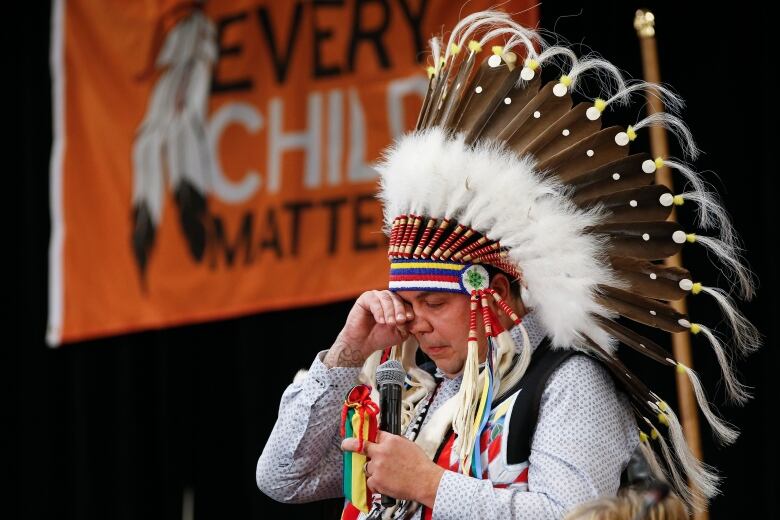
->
[408, 313, 432, 335]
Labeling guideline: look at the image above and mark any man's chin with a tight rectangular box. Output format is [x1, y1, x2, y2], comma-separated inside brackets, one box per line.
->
[433, 360, 465, 378]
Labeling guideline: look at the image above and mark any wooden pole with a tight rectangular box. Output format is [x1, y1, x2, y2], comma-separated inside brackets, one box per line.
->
[634, 9, 707, 518]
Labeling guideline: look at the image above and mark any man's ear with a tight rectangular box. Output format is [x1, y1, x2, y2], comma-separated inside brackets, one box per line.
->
[489, 272, 511, 300]
[489, 273, 526, 317]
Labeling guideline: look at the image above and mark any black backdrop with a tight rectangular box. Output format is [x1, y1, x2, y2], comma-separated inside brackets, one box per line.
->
[19, 1, 778, 519]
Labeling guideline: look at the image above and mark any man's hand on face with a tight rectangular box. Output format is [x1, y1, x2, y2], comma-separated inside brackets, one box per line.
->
[324, 290, 415, 368]
[341, 430, 444, 508]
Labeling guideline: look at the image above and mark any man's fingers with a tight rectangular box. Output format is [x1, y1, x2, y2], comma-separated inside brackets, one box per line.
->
[389, 291, 415, 322]
[404, 301, 414, 320]
[367, 299, 385, 324]
[364, 438, 379, 458]
[340, 437, 360, 453]
[361, 290, 414, 331]
[343, 434, 384, 457]
[377, 291, 399, 324]
[388, 293, 410, 324]
[341, 437, 373, 455]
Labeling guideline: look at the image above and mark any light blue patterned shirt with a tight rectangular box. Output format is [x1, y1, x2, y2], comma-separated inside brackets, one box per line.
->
[256, 312, 639, 519]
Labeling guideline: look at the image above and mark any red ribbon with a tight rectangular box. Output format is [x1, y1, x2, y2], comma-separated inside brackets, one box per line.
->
[340, 384, 380, 453]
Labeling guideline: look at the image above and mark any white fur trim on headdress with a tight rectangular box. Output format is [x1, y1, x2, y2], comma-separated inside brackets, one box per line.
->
[376, 127, 623, 351]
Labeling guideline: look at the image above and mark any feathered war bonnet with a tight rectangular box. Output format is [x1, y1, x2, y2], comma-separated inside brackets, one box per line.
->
[369, 9, 761, 511]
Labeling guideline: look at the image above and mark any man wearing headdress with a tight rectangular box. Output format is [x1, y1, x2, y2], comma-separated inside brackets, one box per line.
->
[257, 277, 638, 519]
[257, 8, 758, 519]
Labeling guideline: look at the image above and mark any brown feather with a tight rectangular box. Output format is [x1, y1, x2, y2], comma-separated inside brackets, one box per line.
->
[608, 256, 691, 301]
[520, 102, 603, 163]
[594, 315, 677, 366]
[587, 221, 685, 260]
[578, 185, 674, 223]
[415, 74, 436, 131]
[477, 74, 541, 141]
[537, 126, 630, 183]
[502, 81, 572, 154]
[434, 52, 479, 130]
[569, 153, 655, 201]
[421, 61, 456, 129]
[580, 335, 657, 412]
[453, 57, 522, 144]
[597, 285, 688, 332]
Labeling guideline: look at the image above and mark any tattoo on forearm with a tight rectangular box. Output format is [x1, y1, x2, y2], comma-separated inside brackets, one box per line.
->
[325, 344, 365, 367]
[338, 347, 365, 367]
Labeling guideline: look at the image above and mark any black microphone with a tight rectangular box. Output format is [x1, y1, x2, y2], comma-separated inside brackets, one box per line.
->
[375, 359, 406, 508]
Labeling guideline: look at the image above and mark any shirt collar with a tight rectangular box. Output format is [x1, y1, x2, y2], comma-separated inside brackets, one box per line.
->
[510, 309, 547, 353]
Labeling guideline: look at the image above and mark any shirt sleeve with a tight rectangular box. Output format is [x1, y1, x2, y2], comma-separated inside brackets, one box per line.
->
[431, 355, 639, 520]
[256, 350, 362, 503]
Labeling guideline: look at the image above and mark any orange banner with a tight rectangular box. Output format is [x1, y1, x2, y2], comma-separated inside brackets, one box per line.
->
[47, 0, 538, 346]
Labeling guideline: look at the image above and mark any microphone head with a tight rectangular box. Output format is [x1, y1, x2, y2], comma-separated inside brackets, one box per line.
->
[376, 359, 406, 387]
